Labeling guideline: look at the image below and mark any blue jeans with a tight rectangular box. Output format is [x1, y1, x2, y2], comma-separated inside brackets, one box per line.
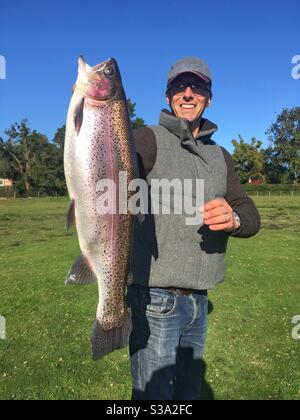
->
[126, 284, 208, 400]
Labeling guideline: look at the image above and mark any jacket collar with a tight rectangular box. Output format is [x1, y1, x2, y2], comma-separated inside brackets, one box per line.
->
[159, 109, 218, 169]
[159, 109, 218, 143]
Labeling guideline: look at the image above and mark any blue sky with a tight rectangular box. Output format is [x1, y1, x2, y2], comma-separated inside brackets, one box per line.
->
[0, 0, 299, 152]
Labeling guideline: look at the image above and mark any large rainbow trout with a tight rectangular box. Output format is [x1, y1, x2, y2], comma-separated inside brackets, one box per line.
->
[64, 56, 138, 360]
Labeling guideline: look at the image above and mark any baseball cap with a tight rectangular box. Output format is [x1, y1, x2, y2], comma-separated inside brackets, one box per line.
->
[167, 56, 212, 91]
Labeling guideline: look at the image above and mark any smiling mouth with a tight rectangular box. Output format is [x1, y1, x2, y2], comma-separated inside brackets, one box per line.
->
[180, 104, 196, 109]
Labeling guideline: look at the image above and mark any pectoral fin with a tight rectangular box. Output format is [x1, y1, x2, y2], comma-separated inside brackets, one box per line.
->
[74, 96, 85, 136]
[65, 199, 76, 230]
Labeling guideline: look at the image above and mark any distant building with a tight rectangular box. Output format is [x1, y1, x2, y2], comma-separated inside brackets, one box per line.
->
[248, 178, 263, 185]
[0, 179, 13, 188]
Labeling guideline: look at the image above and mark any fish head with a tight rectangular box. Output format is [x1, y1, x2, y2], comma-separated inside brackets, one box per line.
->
[76, 56, 125, 103]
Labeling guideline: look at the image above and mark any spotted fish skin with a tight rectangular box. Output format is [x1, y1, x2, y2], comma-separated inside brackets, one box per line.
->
[64, 56, 138, 360]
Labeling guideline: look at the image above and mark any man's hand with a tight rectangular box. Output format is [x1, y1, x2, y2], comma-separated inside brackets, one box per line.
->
[200, 198, 240, 233]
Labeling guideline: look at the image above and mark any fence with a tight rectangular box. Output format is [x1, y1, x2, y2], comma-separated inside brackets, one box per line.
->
[244, 184, 300, 197]
[1, 185, 300, 199]
[246, 190, 300, 197]
[0, 188, 66, 199]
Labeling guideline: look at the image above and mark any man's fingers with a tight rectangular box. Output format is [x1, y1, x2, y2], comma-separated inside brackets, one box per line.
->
[208, 223, 230, 231]
[204, 215, 230, 226]
[202, 198, 226, 212]
[203, 207, 227, 219]
[200, 198, 235, 234]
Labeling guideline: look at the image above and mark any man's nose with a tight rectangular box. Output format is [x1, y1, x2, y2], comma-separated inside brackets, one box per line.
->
[183, 86, 194, 99]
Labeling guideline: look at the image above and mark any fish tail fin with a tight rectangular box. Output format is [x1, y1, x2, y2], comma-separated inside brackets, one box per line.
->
[91, 313, 132, 361]
[65, 254, 97, 285]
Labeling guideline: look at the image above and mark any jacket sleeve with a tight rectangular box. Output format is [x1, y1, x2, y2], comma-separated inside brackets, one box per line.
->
[221, 147, 261, 238]
[133, 127, 157, 179]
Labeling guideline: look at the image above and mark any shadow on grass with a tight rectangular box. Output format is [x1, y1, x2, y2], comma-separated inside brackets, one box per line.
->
[131, 351, 214, 400]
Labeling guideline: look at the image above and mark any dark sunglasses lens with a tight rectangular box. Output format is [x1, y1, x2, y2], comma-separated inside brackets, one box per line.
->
[191, 84, 206, 94]
[171, 81, 208, 94]
[171, 82, 186, 93]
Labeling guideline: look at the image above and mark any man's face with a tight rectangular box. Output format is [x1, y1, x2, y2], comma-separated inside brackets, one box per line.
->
[166, 73, 211, 122]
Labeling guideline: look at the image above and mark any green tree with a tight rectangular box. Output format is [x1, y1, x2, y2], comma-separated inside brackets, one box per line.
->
[53, 125, 65, 152]
[0, 120, 66, 194]
[0, 151, 11, 178]
[30, 131, 66, 194]
[127, 98, 147, 130]
[231, 135, 265, 184]
[52, 125, 66, 191]
[265, 107, 300, 184]
[0, 120, 35, 191]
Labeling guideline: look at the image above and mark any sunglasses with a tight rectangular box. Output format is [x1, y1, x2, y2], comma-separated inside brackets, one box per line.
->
[169, 80, 210, 95]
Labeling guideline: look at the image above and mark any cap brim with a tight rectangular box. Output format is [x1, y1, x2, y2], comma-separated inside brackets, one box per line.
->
[167, 71, 211, 87]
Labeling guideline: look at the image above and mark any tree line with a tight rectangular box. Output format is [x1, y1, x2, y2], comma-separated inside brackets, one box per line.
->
[232, 107, 299, 184]
[0, 105, 299, 195]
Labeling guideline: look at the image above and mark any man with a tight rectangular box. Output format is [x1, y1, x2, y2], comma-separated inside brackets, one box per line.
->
[126, 57, 260, 400]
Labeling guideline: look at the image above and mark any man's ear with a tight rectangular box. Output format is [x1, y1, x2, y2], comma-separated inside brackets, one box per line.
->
[206, 97, 212, 108]
[166, 94, 170, 106]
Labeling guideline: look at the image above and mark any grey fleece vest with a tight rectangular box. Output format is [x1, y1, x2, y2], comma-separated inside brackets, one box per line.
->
[130, 110, 228, 290]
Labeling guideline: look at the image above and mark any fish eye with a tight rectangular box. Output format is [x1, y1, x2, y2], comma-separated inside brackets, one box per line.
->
[104, 66, 114, 76]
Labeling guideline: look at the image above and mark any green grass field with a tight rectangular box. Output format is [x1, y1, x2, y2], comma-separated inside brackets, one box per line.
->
[0, 196, 299, 400]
